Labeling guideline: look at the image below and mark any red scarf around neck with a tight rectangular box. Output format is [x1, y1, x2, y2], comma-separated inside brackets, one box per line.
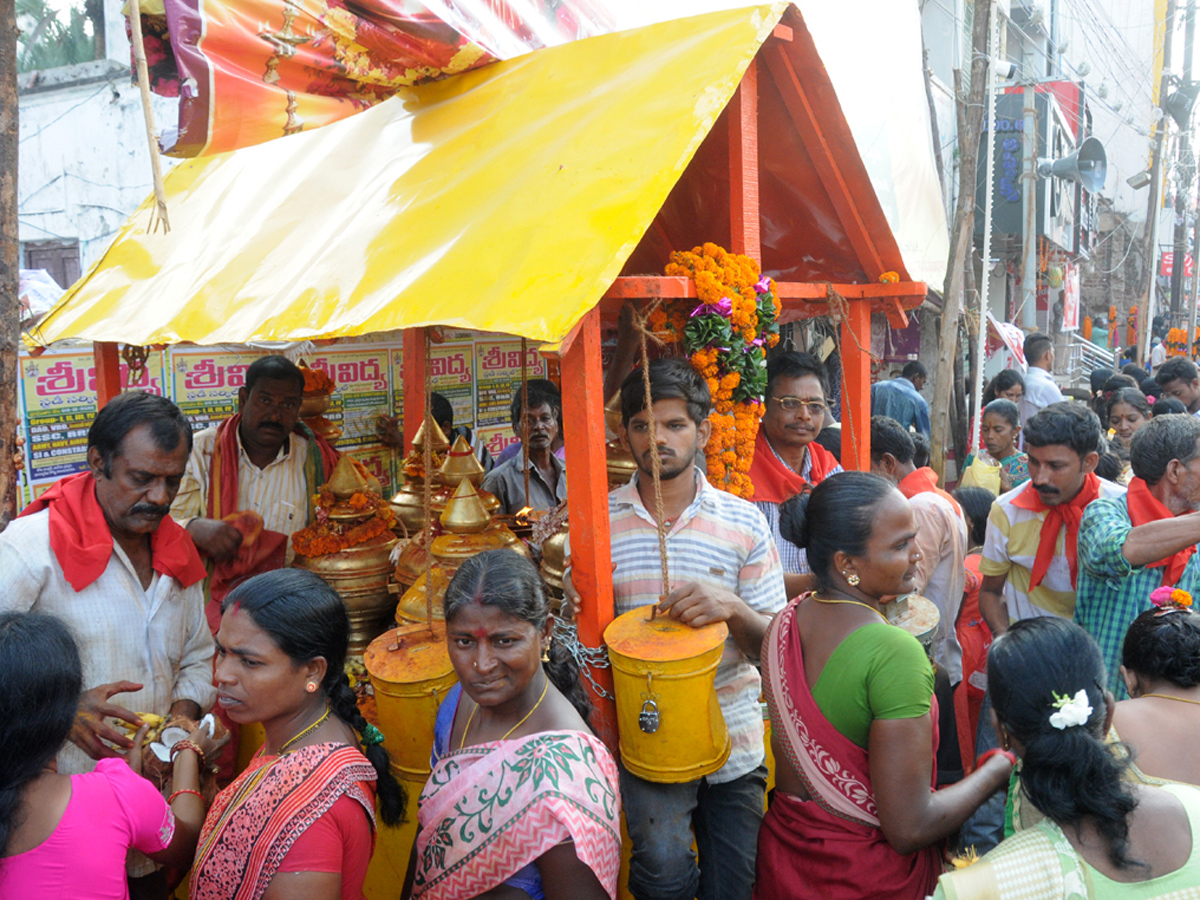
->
[747, 429, 839, 504]
[1127, 476, 1196, 585]
[897, 466, 963, 518]
[205, 413, 339, 605]
[19, 471, 207, 592]
[1010, 472, 1102, 589]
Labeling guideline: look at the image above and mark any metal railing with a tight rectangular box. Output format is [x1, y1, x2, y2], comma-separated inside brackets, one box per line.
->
[1055, 332, 1115, 393]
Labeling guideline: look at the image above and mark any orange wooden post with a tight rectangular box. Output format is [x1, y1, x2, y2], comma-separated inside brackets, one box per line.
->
[401, 328, 427, 449]
[93, 342, 122, 408]
[838, 300, 872, 472]
[559, 307, 617, 745]
[728, 59, 760, 260]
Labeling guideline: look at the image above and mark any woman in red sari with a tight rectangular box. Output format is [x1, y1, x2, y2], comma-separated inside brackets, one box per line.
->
[755, 472, 1015, 900]
[191, 569, 406, 900]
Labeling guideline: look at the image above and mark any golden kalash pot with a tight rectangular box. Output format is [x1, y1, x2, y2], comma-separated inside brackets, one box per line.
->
[389, 419, 452, 536]
[538, 518, 569, 615]
[363, 621, 457, 783]
[292, 455, 399, 658]
[395, 479, 528, 625]
[605, 392, 637, 489]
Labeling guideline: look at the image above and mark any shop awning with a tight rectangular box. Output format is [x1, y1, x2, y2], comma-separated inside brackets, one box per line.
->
[32, 2, 947, 349]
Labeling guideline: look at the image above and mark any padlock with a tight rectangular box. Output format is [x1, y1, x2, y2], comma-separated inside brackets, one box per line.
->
[639, 698, 660, 733]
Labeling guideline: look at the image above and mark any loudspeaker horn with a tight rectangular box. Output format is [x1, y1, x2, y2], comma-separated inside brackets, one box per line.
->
[1035, 136, 1107, 193]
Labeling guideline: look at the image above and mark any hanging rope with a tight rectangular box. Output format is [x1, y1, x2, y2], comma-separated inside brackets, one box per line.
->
[630, 304, 670, 620]
[422, 328, 435, 629]
[521, 337, 531, 511]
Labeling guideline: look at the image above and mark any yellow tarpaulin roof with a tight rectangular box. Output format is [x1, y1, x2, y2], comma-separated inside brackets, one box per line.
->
[32, 5, 787, 348]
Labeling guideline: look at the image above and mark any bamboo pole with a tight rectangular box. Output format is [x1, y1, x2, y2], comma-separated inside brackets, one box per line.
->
[931, 0, 991, 477]
[127, 0, 170, 233]
[0, 0, 20, 528]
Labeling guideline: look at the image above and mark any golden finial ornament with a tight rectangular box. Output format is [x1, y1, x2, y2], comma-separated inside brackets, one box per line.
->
[439, 479, 490, 534]
[438, 434, 486, 488]
[410, 417, 451, 453]
[325, 453, 370, 501]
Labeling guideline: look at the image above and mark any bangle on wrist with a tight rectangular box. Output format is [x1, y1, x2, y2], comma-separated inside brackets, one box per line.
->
[170, 740, 206, 768]
[976, 748, 1017, 770]
[168, 789, 204, 804]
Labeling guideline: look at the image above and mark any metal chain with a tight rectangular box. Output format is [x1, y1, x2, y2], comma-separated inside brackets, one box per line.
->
[552, 618, 613, 701]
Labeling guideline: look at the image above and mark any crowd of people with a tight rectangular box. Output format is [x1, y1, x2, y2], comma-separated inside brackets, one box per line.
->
[5, 335, 1200, 900]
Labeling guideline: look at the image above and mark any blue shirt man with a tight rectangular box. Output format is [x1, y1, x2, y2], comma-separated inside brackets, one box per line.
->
[870, 360, 931, 437]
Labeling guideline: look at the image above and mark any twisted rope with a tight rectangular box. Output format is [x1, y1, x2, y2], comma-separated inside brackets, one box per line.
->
[630, 304, 670, 618]
[422, 328, 434, 628]
[521, 337, 531, 509]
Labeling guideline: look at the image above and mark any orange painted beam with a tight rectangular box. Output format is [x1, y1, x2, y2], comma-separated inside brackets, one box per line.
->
[775, 281, 927, 300]
[93, 342, 122, 408]
[838, 300, 873, 473]
[882, 296, 910, 330]
[762, 43, 886, 280]
[559, 307, 617, 746]
[603, 276, 696, 300]
[401, 328, 427, 449]
[728, 59, 761, 261]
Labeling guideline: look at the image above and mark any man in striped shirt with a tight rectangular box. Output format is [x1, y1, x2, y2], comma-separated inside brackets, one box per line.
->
[608, 358, 786, 900]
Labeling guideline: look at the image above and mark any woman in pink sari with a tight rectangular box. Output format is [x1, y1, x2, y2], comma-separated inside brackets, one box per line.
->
[755, 473, 1015, 900]
[408, 549, 620, 900]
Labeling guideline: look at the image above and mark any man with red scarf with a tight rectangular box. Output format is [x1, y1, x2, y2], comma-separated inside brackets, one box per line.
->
[1076, 414, 1200, 698]
[170, 355, 339, 623]
[746, 352, 841, 597]
[978, 402, 1120, 635]
[0, 391, 213, 898]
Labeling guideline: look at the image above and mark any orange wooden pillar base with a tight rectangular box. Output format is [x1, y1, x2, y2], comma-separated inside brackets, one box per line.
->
[838, 300, 873, 472]
[94, 342, 122, 408]
[401, 327, 428, 448]
[553, 308, 617, 746]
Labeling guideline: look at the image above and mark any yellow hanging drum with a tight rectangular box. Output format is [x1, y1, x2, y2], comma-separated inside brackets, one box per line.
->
[364, 621, 458, 783]
[604, 606, 730, 783]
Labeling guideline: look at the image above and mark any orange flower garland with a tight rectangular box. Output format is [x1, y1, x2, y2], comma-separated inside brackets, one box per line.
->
[653, 243, 781, 498]
[298, 361, 336, 395]
[291, 487, 396, 557]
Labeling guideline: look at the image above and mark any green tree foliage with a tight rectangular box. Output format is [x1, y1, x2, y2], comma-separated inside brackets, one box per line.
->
[17, 0, 99, 73]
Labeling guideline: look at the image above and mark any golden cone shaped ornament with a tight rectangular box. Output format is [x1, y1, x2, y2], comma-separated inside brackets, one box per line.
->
[439, 434, 485, 488]
[440, 479, 490, 534]
[325, 453, 370, 501]
[410, 418, 450, 453]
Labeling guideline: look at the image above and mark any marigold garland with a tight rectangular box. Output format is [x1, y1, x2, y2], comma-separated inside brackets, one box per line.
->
[653, 243, 781, 499]
[298, 361, 336, 395]
[291, 487, 396, 557]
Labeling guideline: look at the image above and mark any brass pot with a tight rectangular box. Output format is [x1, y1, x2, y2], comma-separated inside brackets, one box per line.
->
[294, 532, 399, 656]
[300, 392, 332, 416]
[396, 567, 452, 625]
[540, 521, 569, 598]
[607, 441, 638, 489]
[390, 480, 450, 537]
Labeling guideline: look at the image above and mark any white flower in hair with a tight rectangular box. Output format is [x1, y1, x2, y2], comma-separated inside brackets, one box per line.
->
[1049, 690, 1093, 730]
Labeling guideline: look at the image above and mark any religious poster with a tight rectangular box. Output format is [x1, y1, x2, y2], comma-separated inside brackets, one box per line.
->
[171, 348, 263, 430]
[473, 339, 545, 459]
[429, 342, 475, 432]
[1062, 264, 1080, 332]
[302, 347, 391, 449]
[19, 348, 168, 499]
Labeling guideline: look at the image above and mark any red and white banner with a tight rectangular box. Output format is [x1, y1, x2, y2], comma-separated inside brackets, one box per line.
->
[1161, 252, 1195, 277]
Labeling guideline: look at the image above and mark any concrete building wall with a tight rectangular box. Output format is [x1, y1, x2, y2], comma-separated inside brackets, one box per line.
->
[17, 2, 178, 277]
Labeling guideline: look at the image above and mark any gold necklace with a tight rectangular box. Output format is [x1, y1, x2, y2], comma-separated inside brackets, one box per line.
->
[459, 675, 549, 750]
[812, 595, 888, 622]
[1141, 692, 1200, 707]
[279, 707, 331, 754]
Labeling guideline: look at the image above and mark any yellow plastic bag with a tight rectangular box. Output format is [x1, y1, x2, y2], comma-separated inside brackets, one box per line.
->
[958, 454, 1002, 494]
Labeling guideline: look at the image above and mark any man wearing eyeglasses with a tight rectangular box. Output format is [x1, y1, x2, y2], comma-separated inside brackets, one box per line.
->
[746, 352, 843, 596]
[869, 360, 931, 438]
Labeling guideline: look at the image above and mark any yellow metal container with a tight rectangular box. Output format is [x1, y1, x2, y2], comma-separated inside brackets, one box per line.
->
[364, 622, 458, 783]
[604, 606, 730, 783]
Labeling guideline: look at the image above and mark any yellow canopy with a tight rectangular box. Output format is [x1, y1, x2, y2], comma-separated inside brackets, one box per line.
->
[32, 5, 787, 348]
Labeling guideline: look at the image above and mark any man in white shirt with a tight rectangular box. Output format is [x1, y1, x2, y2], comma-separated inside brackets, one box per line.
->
[1150, 336, 1168, 374]
[1019, 333, 1065, 431]
[0, 391, 214, 897]
[1155, 356, 1200, 417]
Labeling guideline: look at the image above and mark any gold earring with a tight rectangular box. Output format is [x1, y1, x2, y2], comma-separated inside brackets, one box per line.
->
[541, 644, 551, 663]
[846, 573, 860, 587]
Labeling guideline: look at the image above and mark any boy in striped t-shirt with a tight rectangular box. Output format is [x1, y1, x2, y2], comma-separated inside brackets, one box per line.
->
[608, 358, 786, 900]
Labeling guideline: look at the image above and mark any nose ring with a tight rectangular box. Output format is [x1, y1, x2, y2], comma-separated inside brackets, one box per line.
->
[473, 661, 478, 669]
